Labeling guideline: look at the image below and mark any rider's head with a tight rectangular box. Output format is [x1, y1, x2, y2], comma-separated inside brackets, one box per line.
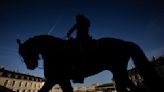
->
[76, 14, 86, 22]
[75, 14, 90, 27]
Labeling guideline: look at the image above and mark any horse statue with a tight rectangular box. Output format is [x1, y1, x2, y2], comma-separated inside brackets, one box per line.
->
[17, 35, 163, 92]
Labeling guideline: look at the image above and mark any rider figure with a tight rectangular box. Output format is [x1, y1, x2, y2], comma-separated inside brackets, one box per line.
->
[67, 14, 91, 45]
[67, 14, 91, 83]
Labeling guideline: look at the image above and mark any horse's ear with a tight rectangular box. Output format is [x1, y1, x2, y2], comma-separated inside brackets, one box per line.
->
[16, 39, 22, 46]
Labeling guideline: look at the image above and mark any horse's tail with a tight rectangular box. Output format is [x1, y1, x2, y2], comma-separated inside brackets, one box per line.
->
[127, 42, 163, 91]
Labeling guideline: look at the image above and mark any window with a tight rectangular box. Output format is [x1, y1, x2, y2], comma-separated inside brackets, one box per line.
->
[7, 74, 12, 77]
[4, 80, 8, 86]
[15, 75, 18, 78]
[29, 82, 32, 87]
[12, 81, 16, 87]
[25, 82, 28, 87]
[23, 89, 26, 92]
[26, 76, 29, 80]
[18, 75, 21, 79]
[31, 77, 34, 81]
[21, 76, 24, 79]
[35, 84, 37, 88]
[19, 82, 22, 87]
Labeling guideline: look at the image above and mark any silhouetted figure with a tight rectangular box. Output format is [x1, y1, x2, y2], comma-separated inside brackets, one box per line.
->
[17, 35, 164, 92]
[67, 14, 91, 83]
[67, 14, 91, 53]
[67, 14, 91, 41]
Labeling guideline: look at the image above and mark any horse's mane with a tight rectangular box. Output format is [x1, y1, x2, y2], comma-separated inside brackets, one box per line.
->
[23, 35, 62, 45]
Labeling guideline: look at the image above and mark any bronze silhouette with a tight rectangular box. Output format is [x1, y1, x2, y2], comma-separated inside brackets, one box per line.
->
[67, 14, 91, 83]
[17, 35, 163, 92]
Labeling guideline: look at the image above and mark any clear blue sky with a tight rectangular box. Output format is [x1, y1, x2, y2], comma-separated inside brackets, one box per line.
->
[0, 0, 164, 87]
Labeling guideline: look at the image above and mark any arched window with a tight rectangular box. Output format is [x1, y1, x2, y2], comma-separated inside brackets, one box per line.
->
[4, 80, 8, 86]
[15, 75, 18, 78]
[16, 89, 19, 92]
[29, 82, 32, 87]
[25, 82, 28, 87]
[35, 83, 37, 88]
[19, 81, 22, 87]
[23, 89, 26, 92]
[12, 81, 15, 87]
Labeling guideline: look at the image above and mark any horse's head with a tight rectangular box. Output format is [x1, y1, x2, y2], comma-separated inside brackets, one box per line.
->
[17, 39, 39, 70]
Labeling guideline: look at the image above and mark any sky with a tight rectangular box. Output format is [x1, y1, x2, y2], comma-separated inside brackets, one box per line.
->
[0, 0, 164, 87]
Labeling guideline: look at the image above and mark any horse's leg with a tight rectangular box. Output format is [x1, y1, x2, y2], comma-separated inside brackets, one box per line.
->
[118, 70, 140, 92]
[38, 80, 54, 92]
[58, 79, 73, 92]
[113, 71, 129, 92]
[112, 69, 139, 92]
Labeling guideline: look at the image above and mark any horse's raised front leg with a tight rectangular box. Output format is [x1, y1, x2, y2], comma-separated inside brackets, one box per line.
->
[58, 79, 73, 92]
[38, 80, 54, 92]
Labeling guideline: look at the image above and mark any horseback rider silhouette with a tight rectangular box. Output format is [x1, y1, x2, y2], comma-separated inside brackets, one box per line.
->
[67, 14, 91, 42]
[67, 14, 91, 83]
[67, 14, 91, 51]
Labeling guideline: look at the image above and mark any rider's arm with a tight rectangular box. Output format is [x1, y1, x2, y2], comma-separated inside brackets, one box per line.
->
[67, 24, 77, 37]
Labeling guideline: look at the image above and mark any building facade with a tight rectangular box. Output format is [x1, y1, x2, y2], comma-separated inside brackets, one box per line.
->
[1, 55, 163, 92]
[0, 67, 45, 92]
